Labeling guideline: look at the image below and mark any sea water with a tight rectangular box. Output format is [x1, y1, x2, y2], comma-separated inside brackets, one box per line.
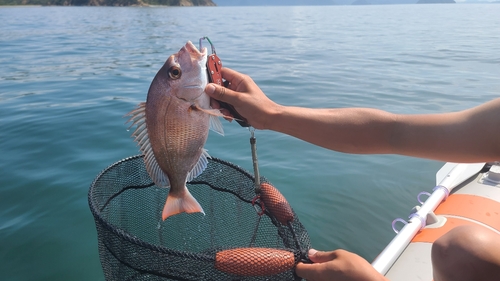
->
[1, 4, 499, 280]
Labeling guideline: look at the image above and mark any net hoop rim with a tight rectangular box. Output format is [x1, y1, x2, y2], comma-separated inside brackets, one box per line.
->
[87, 155, 262, 260]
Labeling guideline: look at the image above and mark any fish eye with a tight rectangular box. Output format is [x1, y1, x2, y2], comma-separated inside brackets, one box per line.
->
[168, 66, 182, 80]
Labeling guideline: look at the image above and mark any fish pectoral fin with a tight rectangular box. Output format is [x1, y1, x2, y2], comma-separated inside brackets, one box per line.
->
[209, 114, 224, 136]
[162, 188, 205, 221]
[190, 105, 225, 136]
[190, 104, 224, 117]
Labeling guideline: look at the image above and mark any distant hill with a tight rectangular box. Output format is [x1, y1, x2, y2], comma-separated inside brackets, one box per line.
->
[0, 0, 215, 5]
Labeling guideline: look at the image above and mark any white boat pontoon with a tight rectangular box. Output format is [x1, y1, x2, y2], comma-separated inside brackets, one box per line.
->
[372, 162, 500, 280]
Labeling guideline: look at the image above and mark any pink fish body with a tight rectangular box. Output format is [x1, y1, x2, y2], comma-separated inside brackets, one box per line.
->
[126, 41, 223, 220]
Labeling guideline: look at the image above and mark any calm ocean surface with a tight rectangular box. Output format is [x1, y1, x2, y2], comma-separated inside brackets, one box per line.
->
[1, 4, 499, 280]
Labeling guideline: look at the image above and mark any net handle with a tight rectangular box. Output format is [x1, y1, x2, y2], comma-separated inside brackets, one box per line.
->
[250, 128, 261, 194]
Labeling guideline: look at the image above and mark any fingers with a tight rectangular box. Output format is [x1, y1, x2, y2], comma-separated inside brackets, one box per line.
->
[205, 83, 237, 104]
[308, 249, 339, 263]
[294, 249, 335, 281]
[205, 66, 274, 130]
[220, 67, 244, 83]
[295, 262, 318, 280]
[297, 249, 387, 281]
[221, 67, 253, 92]
[295, 262, 333, 281]
[205, 67, 247, 102]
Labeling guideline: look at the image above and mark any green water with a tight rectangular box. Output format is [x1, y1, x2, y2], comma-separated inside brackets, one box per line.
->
[1, 4, 499, 280]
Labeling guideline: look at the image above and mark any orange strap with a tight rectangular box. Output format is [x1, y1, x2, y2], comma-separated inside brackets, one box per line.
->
[435, 194, 500, 230]
[412, 194, 500, 243]
[412, 217, 478, 243]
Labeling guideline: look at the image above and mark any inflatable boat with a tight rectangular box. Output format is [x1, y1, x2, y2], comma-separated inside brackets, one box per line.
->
[372, 162, 500, 280]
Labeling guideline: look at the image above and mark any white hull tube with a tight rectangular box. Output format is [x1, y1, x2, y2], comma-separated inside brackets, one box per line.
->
[371, 163, 485, 275]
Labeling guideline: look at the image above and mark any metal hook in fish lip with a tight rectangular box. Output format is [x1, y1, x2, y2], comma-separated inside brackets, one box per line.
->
[199, 36, 216, 54]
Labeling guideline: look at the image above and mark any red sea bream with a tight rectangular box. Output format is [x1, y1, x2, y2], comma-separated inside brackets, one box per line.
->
[126, 41, 224, 220]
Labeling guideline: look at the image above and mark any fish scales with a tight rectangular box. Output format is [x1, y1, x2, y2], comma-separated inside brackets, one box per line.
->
[147, 91, 208, 188]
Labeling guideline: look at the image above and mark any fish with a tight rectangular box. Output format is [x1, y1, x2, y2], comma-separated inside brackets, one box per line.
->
[126, 41, 224, 221]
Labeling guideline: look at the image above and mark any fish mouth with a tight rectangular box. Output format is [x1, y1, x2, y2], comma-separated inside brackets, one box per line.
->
[185, 41, 207, 57]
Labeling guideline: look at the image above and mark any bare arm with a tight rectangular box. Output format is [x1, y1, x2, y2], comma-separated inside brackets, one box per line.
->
[390, 101, 500, 162]
[206, 67, 500, 163]
[269, 100, 500, 162]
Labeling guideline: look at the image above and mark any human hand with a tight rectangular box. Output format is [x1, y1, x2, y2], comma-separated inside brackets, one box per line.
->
[204, 67, 280, 130]
[295, 249, 388, 281]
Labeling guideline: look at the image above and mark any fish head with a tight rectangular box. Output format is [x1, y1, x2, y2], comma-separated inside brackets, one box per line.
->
[156, 41, 208, 102]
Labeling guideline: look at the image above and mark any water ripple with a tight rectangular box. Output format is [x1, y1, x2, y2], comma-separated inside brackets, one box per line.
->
[1, 4, 500, 280]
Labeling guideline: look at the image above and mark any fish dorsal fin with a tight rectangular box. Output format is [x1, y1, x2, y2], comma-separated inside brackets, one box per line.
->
[209, 114, 224, 136]
[125, 102, 170, 188]
[187, 149, 210, 182]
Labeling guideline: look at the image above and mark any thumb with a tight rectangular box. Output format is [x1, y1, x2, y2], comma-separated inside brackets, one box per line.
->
[308, 249, 338, 263]
[205, 83, 237, 104]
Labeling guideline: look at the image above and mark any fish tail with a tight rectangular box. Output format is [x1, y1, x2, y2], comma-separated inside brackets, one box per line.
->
[162, 187, 205, 221]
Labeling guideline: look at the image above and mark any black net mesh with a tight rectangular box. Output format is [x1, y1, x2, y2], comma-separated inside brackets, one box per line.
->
[88, 155, 311, 281]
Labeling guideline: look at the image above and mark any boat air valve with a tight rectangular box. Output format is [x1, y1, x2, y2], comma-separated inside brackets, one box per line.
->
[485, 164, 500, 183]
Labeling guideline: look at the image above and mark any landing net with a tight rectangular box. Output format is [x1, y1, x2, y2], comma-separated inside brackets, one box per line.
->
[88, 155, 311, 280]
